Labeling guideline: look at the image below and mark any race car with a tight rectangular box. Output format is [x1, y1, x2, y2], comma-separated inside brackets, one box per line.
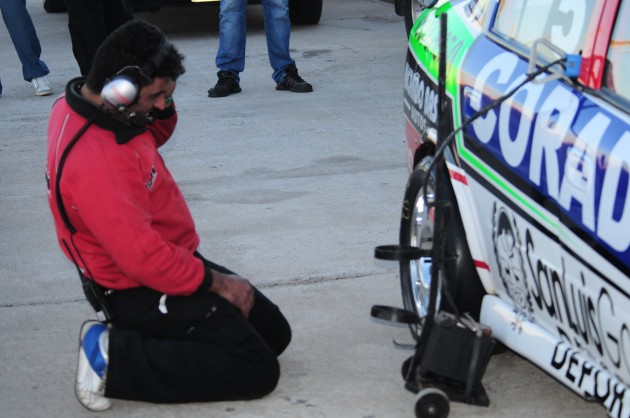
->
[398, 0, 630, 416]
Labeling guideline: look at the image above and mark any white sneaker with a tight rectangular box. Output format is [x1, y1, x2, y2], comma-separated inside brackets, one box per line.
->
[31, 75, 52, 96]
[75, 320, 111, 411]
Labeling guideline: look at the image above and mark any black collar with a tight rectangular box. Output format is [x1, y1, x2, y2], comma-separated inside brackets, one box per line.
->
[65, 77, 146, 144]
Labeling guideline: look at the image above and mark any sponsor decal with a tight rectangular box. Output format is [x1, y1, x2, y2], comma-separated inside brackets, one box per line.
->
[416, 21, 466, 67]
[403, 51, 454, 145]
[492, 204, 532, 314]
[404, 60, 440, 131]
[552, 342, 629, 418]
[526, 231, 630, 377]
[461, 46, 630, 269]
[490, 203, 630, 414]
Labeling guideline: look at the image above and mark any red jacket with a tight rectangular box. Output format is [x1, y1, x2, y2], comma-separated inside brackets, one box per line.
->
[46, 79, 206, 295]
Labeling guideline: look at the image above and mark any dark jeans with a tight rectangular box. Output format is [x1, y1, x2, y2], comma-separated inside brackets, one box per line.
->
[103, 257, 292, 403]
[64, 0, 133, 75]
[0, 0, 49, 82]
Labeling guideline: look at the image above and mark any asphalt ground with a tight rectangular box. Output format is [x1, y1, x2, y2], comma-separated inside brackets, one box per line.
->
[0, 0, 605, 417]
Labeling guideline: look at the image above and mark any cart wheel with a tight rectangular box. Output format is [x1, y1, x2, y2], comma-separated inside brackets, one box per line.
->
[414, 387, 450, 418]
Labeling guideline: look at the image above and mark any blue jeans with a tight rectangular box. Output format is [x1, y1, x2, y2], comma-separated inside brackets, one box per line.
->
[0, 0, 50, 90]
[215, 0, 295, 84]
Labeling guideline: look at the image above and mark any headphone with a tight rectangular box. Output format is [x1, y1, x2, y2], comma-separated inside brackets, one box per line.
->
[100, 36, 172, 112]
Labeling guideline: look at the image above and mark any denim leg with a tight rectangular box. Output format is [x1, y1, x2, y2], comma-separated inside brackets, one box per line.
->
[0, 0, 49, 81]
[216, 0, 248, 81]
[262, 0, 295, 83]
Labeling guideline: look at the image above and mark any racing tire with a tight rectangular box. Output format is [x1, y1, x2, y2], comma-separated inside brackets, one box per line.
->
[289, 0, 322, 25]
[399, 156, 485, 339]
[414, 387, 450, 418]
[43, 0, 66, 13]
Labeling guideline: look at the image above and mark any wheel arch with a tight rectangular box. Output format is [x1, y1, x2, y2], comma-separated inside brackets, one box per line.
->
[411, 141, 436, 171]
[403, 151, 488, 320]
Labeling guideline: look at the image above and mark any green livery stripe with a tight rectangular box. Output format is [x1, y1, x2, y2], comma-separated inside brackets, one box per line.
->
[409, 2, 462, 95]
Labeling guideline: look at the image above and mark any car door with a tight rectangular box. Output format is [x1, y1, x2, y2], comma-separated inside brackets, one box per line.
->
[456, 0, 630, 392]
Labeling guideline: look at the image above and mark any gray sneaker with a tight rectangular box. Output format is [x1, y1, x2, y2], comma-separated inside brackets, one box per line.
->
[32, 75, 52, 96]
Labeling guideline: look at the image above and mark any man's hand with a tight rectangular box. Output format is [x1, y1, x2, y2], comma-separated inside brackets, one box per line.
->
[208, 271, 254, 317]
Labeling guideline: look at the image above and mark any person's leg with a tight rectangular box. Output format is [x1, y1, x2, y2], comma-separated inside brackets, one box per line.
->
[64, 0, 107, 75]
[0, 0, 49, 81]
[102, 0, 133, 36]
[248, 287, 292, 355]
[106, 326, 280, 403]
[104, 286, 288, 403]
[215, 0, 248, 80]
[195, 252, 292, 355]
[261, 0, 294, 83]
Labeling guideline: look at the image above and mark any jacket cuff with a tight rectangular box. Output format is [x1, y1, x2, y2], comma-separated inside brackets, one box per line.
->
[151, 102, 176, 120]
[199, 267, 214, 291]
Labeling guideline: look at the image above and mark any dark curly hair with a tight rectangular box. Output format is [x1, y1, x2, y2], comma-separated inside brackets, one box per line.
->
[86, 19, 185, 92]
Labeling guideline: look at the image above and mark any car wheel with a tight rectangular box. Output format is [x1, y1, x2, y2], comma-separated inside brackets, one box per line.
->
[399, 156, 485, 338]
[43, 0, 66, 13]
[289, 0, 322, 25]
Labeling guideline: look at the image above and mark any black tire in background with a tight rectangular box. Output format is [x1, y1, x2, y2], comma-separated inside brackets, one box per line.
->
[404, 0, 438, 36]
[289, 0, 322, 25]
[403, 0, 418, 36]
[399, 157, 486, 338]
[43, 0, 66, 13]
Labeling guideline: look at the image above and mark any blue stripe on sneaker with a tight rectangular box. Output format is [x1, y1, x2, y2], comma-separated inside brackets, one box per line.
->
[82, 324, 108, 378]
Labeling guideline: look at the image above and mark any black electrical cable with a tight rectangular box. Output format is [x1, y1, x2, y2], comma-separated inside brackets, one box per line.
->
[422, 55, 568, 193]
[419, 55, 568, 317]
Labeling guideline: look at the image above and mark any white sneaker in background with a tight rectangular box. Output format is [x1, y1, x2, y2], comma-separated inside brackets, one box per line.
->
[31, 75, 52, 96]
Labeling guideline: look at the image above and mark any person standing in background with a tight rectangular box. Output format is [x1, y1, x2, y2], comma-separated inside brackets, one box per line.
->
[64, 0, 133, 76]
[0, 0, 52, 96]
[207, 0, 313, 97]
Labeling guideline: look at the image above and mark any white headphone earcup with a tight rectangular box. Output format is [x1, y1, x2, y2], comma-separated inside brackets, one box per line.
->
[101, 75, 139, 111]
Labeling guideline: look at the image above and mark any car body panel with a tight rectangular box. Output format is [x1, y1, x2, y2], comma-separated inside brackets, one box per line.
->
[403, 0, 630, 416]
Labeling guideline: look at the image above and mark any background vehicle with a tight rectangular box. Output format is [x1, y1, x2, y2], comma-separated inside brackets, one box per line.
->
[399, 0, 630, 416]
[43, 0, 323, 25]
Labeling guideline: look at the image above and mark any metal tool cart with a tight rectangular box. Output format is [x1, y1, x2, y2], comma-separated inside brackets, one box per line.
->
[371, 12, 495, 418]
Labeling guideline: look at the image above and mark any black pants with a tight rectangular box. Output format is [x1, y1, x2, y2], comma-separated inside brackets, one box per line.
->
[64, 0, 133, 75]
[103, 257, 292, 403]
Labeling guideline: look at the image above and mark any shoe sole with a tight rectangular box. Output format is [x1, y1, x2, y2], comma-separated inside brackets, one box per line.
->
[75, 321, 111, 412]
[35, 90, 53, 96]
[208, 88, 241, 98]
[276, 86, 313, 93]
